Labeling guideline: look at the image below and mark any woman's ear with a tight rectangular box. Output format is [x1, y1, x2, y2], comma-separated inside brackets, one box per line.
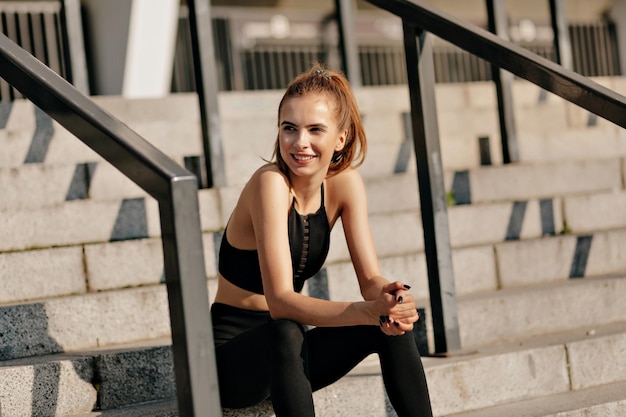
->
[335, 129, 348, 151]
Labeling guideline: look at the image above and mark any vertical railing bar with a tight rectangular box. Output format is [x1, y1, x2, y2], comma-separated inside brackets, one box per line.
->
[160, 177, 221, 417]
[603, 22, 614, 75]
[186, 0, 227, 188]
[0, 11, 9, 100]
[42, 10, 61, 75]
[486, 0, 519, 163]
[597, 23, 609, 76]
[549, 0, 573, 70]
[6, 11, 21, 99]
[31, 12, 46, 66]
[60, 0, 89, 95]
[402, 19, 460, 355]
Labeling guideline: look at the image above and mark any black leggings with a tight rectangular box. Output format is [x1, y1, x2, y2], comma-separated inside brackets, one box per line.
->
[211, 303, 433, 417]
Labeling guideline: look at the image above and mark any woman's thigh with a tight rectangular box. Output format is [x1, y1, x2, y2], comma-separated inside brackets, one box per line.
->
[304, 325, 382, 391]
[214, 322, 275, 408]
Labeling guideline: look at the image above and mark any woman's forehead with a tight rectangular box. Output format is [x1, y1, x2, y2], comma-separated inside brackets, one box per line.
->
[280, 93, 337, 118]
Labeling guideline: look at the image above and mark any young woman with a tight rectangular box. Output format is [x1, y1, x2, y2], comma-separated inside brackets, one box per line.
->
[211, 64, 433, 417]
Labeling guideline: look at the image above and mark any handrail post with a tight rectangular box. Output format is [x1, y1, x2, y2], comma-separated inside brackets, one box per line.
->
[334, 0, 362, 86]
[187, 0, 227, 188]
[160, 177, 221, 416]
[486, 0, 519, 164]
[402, 21, 461, 354]
[549, 0, 573, 69]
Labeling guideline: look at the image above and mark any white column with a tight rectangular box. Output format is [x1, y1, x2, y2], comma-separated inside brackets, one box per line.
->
[122, 0, 180, 98]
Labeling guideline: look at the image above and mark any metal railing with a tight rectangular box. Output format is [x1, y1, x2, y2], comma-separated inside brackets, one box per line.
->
[0, 0, 88, 100]
[0, 32, 220, 416]
[365, 0, 626, 354]
[170, 8, 620, 92]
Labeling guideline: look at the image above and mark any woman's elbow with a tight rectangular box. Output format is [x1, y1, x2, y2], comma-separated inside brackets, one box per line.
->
[265, 294, 293, 320]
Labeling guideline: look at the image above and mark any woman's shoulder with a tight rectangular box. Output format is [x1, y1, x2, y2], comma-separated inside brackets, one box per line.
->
[249, 163, 290, 188]
[241, 163, 291, 203]
[326, 168, 367, 205]
[326, 167, 364, 189]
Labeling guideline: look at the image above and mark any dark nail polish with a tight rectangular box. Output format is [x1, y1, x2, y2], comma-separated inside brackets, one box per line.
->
[397, 296, 404, 304]
[403, 284, 411, 290]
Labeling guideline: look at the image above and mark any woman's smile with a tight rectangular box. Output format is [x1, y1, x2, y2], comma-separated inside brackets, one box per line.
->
[292, 153, 317, 163]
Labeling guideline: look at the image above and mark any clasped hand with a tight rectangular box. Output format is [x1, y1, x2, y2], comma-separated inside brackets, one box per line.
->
[376, 281, 419, 336]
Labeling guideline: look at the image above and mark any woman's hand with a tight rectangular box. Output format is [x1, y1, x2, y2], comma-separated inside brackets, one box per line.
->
[376, 281, 419, 336]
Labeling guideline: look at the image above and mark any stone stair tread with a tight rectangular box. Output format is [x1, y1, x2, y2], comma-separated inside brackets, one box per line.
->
[1, 273, 624, 362]
[445, 380, 626, 417]
[9, 321, 625, 416]
[73, 381, 626, 417]
[77, 399, 178, 417]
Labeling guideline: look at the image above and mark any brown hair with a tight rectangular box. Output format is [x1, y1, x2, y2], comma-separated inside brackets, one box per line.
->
[271, 63, 367, 176]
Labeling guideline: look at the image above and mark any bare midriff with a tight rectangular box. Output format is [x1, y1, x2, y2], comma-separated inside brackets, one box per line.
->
[213, 274, 269, 312]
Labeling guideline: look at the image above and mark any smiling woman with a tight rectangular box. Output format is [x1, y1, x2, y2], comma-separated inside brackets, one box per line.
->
[210, 63, 433, 417]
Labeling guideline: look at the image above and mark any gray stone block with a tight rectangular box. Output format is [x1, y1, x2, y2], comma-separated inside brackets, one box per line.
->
[0, 287, 171, 360]
[0, 163, 75, 210]
[0, 246, 86, 303]
[0, 356, 97, 416]
[426, 345, 570, 416]
[445, 379, 626, 417]
[459, 277, 626, 347]
[469, 158, 622, 203]
[567, 332, 626, 390]
[564, 190, 626, 233]
[97, 346, 175, 410]
[85, 239, 165, 291]
[495, 235, 577, 287]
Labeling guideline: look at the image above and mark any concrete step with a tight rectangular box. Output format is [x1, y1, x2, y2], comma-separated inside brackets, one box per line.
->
[4, 162, 623, 253]
[0, 96, 202, 170]
[0, 286, 172, 361]
[2, 268, 624, 362]
[447, 381, 626, 417]
[324, 271, 626, 350]
[0, 188, 223, 253]
[327, 226, 626, 300]
[4, 322, 625, 416]
[0, 339, 174, 416]
[2, 79, 624, 185]
[75, 382, 626, 417]
[2, 158, 625, 252]
[0, 234, 218, 304]
[2, 184, 622, 304]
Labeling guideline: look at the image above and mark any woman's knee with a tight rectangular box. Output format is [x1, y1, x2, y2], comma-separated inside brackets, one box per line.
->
[268, 319, 306, 357]
[270, 319, 305, 341]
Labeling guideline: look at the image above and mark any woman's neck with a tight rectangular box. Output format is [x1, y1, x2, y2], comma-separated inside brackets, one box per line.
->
[288, 173, 325, 214]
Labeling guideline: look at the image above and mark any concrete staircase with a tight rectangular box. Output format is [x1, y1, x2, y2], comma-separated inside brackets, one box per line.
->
[1, 77, 626, 416]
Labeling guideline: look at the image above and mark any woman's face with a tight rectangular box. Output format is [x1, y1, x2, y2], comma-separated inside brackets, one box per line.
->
[278, 94, 346, 178]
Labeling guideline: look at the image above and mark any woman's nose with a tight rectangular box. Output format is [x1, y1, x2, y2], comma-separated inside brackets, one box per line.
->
[294, 131, 310, 147]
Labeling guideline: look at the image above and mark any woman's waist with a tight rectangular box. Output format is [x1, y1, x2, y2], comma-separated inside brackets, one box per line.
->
[214, 274, 270, 312]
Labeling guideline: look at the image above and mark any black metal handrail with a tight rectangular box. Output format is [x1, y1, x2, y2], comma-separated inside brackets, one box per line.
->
[0, 33, 220, 416]
[368, 0, 626, 127]
[365, 0, 626, 355]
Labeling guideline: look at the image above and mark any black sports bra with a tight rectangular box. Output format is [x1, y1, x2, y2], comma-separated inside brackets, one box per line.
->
[218, 184, 331, 294]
